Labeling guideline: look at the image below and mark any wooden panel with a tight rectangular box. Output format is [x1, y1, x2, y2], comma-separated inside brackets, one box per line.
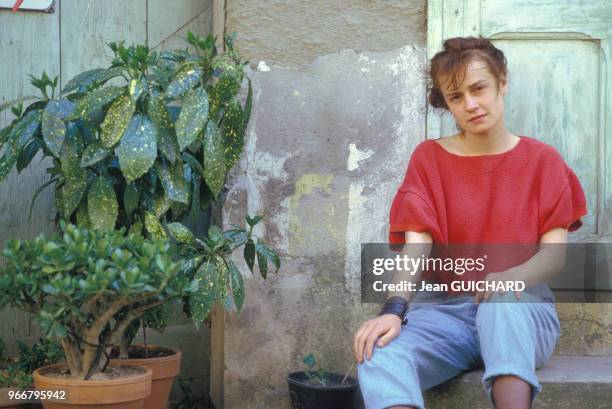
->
[496, 39, 599, 234]
[148, 0, 213, 51]
[481, 0, 611, 39]
[0, 5, 60, 340]
[60, 0, 146, 87]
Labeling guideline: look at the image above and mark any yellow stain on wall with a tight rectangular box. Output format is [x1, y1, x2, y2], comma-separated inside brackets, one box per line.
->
[288, 174, 343, 254]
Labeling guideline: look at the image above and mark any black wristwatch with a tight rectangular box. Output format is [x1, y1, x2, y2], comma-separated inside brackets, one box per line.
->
[379, 296, 409, 325]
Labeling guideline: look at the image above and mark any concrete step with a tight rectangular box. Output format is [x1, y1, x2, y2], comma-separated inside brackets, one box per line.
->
[423, 356, 612, 409]
[555, 304, 612, 355]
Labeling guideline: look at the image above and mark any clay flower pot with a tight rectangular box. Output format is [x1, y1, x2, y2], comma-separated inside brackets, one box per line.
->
[111, 345, 181, 409]
[32, 363, 152, 409]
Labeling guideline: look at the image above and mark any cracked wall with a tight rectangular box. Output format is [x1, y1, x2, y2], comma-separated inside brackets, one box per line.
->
[222, 19, 428, 406]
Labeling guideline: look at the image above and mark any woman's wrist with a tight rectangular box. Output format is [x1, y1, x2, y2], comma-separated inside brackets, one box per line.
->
[379, 296, 409, 323]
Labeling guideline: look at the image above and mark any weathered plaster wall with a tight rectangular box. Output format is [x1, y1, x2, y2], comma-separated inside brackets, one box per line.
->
[222, 2, 611, 408]
[221, 2, 426, 408]
[222, 42, 427, 409]
[226, 0, 426, 68]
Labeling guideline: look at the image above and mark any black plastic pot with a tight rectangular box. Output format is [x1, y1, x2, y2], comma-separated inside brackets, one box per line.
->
[287, 371, 359, 409]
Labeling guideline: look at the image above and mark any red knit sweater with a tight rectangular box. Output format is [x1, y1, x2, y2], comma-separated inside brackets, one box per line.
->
[389, 136, 588, 245]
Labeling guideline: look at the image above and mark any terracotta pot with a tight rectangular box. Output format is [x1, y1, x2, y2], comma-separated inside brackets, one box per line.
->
[33, 363, 151, 409]
[0, 388, 42, 409]
[111, 346, 181, 409]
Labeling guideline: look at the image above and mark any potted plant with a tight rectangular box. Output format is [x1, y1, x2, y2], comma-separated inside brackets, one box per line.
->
[0, 30, 280, 409]
[0, 338, 63, 409]
[287, 353, 359, 409]
[0, 223, 200, 408]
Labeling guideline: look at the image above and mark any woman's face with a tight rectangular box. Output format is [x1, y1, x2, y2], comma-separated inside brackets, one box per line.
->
[441, 58, 507, 135]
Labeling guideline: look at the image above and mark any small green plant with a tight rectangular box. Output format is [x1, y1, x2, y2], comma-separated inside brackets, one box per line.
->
[0, 338, 63, 388]
[301, 353, 329, 386]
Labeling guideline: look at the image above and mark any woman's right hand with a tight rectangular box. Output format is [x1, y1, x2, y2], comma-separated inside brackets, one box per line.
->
[354, 314, 403, 364]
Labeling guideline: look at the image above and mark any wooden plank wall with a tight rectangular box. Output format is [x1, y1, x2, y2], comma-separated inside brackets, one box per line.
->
[0, 0, 214, 402]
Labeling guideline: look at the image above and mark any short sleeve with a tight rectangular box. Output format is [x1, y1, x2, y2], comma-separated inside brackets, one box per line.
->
[538, 151, 588, 239]
[389, 145, 442, 244]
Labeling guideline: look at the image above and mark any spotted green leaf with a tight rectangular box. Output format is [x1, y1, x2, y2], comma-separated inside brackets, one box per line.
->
[214, 72, 241, 105]
[221, 98, 245, 170]
[16, 139, 41, 172]
[87, 176, 118, 230]
[0, 111, 41, 182]
[62, 67, 123, 94]
[129, 220, 143, 236]
[42, 100, 75, 157]
[129, 78, 146, 102]
[0, 126, 12, 151]
[75, 202, 90, 227]
[12, 110, 43, 151]
[100, 95, 136, 148]
[148, 97, 179, 164]
[176, 88, 208, 151]
[166, 65, 203, 98]
[228, 260, 244, 313]
[155, 160, 189, 204]
[213, 255, 230, 301]
[60, 129, 86, 218]
[144, 211, 167, 239]
[80, 142, 110, 167]
[123, 183, 139, 216]
[167, 222, 195, 244]
[190, 260, 218, 329]
[152, 192, 171, 217]
[70, 86, 125, 120]
[116, 114, 158, 182]
[203, 120, 225, 198]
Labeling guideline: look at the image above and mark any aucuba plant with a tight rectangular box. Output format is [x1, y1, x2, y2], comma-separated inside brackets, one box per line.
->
[0, 32, 280, 351]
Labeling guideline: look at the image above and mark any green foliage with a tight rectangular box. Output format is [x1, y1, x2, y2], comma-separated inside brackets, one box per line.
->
[0, 32, 280, 351]
[0, 338, 63, 388]
[0, 223, 198, 379]
[301, 353, 330, 386]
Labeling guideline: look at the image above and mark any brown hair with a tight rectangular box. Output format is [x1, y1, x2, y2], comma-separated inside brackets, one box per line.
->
[428, 36, 508, 111]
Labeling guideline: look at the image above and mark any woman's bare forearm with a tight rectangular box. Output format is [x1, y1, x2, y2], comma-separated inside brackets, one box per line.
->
[387, 231, 433, 302]
[503, 228, 568, 288]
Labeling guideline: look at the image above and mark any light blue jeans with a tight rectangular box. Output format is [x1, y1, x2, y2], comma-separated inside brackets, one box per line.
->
[357, 291, 561, 409]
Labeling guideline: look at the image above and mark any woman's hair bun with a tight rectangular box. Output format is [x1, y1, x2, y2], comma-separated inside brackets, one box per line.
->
[443, 36, 494, 53]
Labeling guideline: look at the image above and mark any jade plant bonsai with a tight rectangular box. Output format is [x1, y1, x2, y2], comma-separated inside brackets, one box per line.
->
[0, 223, 198, 380]
[0, 31, 280, 354]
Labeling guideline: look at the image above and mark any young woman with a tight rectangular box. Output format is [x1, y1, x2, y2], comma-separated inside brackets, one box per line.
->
[354, 37, 587, 409]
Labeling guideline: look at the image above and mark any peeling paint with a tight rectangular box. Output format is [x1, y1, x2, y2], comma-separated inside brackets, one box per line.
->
[347, 143, 374, 171]
[287, 174, 333, 253]
[345, 182, 365, 293]
[257, 61, 270, 72]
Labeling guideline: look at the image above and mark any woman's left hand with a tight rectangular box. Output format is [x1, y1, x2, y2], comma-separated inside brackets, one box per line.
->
[473, 271, 522, 304]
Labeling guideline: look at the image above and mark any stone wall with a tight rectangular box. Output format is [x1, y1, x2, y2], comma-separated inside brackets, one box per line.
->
[222, 2, 428, 407]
